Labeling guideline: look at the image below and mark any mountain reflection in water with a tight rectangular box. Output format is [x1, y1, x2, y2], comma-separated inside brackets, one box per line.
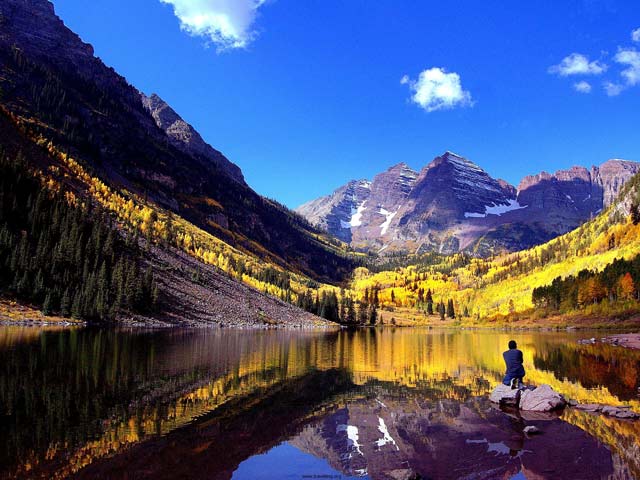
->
[0, 327, 638, 479]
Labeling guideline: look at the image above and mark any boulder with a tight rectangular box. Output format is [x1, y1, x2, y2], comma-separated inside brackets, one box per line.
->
[489, 384, 566, 412]
[601, 406, 639, 419]
[489, 384, 519, 404]
[574, 404, 602, 412]
[519, 385, 566, 412]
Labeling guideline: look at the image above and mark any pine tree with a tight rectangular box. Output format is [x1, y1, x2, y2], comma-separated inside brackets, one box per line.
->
[71, 291, 82, 319]
[42, 292, 54, 316]
[369, 304, 377, 325]
[339, 289, 346, 322]
[346, 297, 356, 324]
[60, 289, 71, 317]
[446, 299, 455, 319]
[426, 289, 434, 315]
[358, 299, 369, 324]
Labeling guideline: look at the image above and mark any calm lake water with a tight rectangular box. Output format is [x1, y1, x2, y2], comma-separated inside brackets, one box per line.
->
[1, 326, 639, 480]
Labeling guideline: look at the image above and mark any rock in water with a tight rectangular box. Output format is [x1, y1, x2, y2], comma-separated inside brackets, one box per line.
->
[489, 384, 520, 404]
[519, 384, 566, 412]
[601, 406, 639, 419]
[489, 384, 566, 412]
[574, 404, 602, 412]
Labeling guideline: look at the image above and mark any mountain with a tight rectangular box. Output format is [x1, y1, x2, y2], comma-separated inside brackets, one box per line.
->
[296, 179, 372, 243]
[297, 151, 640, 255]
[0, 0, 354, 285]
[0, 0, 363, 326]
[296, 162, 419, 244]
[140, 93, 245, 185]
[348, 165, 640, 325]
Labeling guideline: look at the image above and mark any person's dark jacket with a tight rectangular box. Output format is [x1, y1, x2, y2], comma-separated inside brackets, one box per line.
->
[502, 348, 525, 384]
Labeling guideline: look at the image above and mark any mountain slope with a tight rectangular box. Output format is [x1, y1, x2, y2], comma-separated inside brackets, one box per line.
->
[349, 167, 640, 324]
[298, 151, 639, 256]
[0, 0, 355, 284]
[140, 93, 245, 185]
[0, 108, 333, 328]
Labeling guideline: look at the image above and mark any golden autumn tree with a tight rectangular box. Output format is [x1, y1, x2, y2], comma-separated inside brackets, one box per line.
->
[618, 273, 636, 301]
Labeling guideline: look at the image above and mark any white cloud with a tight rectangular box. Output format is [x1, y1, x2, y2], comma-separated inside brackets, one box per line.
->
[573, 81, 592, 93]
[632, 28, 640, 43]
[548, 53, 607, 76]
[401, 68, 473, 112]
[160, 0, 267, 51]
[615, 48, 640, 86]
[604, 81, 624, 96]
[604, 48, 640, 95]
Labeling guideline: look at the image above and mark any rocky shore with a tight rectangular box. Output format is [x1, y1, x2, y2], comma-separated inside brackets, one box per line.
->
[579, 333, 640, 349]
[490, 383, 639, 419]
[0, 244, 338, 330]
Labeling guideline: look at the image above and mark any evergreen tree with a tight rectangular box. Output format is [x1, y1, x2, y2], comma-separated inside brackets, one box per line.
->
[346, 297, 356, 324]
[42, 292, 54, 316]
[446, 299, 455, 319]
[0, 151, 157, 321]
[60, 289, 71, 317]
[368, 304, 377, 325]
[426, 289, 434, 315]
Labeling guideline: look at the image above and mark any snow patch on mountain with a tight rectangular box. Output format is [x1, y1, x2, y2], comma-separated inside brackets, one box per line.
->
[485, 199, 527, 215]
[379, 208, 398, 235]
[341, 202, 367, 228]
[337, 424, 363, 456]
[375, 417, 399, 450]
[465, 199, 527, 218]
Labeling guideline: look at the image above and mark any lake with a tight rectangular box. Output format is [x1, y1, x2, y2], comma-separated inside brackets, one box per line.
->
[0, 326, 639, 479]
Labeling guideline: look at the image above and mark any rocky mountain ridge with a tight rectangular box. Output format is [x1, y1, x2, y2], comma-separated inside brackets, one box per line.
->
[296, 152, 640, 255]
[141, 93, 245, 184]
[0, 0, 355, 284]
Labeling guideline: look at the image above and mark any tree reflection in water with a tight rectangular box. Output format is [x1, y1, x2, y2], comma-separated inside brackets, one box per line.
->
[0, 326, 638, 479]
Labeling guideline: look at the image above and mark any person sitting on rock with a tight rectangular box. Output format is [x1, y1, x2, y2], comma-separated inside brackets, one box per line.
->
[502, 340, 525, 389]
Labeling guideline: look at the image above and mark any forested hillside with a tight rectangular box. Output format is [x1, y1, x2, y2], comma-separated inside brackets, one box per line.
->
[345, 171, 640, 325]
[0, 149, 156, 320]
[0, 0, 357, 285]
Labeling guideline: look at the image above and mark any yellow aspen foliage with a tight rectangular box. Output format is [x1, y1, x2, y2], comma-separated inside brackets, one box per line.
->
[619, 273, 635, 300]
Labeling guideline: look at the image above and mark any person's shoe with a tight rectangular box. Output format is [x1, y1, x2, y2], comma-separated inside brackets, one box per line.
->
[510, 378, 517, 390]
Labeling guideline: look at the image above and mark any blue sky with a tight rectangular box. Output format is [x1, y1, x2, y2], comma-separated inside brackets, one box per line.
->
[54, 0, 640, 208]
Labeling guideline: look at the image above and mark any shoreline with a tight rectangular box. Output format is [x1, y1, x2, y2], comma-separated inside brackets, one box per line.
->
[584, 333, 640, 350]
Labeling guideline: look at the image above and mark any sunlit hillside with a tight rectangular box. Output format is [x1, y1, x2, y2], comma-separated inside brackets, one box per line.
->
[350, 173, 640, 323]
[1, 112, 359, 318]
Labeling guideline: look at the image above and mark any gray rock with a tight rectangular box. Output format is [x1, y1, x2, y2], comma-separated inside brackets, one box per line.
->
[519, 384, 566, 412]
[489, 384, 520, 404]
[575, 403, 602, 412]
[601, 406, 639, 419]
